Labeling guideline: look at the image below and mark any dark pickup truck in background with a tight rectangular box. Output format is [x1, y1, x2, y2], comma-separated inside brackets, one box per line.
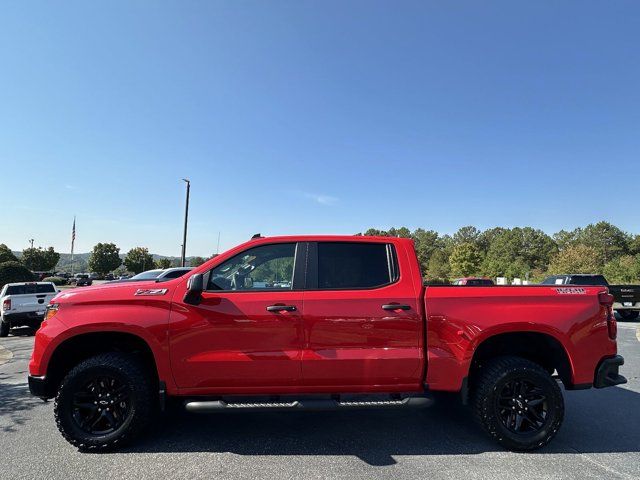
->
[541, 274, 640, 320]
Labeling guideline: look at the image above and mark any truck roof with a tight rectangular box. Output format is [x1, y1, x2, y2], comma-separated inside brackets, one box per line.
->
[3, 281, 55, 287]
[248, 234, 412, 243]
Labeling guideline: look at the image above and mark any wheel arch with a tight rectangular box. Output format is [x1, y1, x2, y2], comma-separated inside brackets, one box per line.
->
[45, 331, 160, 398]
[468, 331, 575, 390]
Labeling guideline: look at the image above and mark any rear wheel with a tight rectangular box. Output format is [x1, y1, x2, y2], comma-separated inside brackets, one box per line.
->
[0, 320, 9, 337]
[472, 356, 564, 451]
[618, 310, 639, 321]
[54, 352, 155, 451]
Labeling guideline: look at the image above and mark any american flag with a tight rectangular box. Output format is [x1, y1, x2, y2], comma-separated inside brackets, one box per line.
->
[71, 217, 76, 254]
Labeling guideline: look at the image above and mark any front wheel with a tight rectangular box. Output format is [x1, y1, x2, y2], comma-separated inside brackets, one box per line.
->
[54, 352, 155, 451]
[617, 310, 639, 321]
[0, 320, 9, 337]
[472, 356, 564, 451]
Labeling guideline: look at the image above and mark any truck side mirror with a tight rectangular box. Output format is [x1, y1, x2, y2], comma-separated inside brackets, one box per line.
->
[184, 273, 204, 305]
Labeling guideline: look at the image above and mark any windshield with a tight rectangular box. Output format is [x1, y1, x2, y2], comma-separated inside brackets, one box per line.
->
[160, 269, 190, 279]
[130, 270, 163, 280]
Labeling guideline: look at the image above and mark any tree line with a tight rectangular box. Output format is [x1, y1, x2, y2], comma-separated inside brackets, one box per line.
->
[86, 244, 214, 275]
[0, 242, 214, 279]
[357, 221, 640, 283]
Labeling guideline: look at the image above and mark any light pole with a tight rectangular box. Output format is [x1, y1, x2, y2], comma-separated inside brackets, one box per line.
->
[180, 179, 190, 267]
[29, 239, 34, 249]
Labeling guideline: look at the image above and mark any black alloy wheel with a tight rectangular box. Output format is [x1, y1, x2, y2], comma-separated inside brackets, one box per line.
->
[472, 356, 564, 451]
[71, 375, 131, 435]
[496, 378, 547, 434]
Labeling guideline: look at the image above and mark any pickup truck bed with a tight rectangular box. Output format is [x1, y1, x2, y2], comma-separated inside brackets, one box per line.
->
[28, 235, 625, 453]
[0, 282, 57, 336]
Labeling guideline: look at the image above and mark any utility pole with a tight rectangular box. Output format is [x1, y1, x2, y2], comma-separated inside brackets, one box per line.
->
[180, 179, 190, 267]
[216, 231, 221, 255]
[29, 239, 34, 249]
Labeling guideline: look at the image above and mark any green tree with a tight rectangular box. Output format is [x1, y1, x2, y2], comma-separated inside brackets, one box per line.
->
[477, 227, 507, 253]
[411, 229, 441, 274]
[0, 261, 36, 288]
[453, 226, 481, 246]
[0, 244, 18, 263]
[387, 227, 412, 238]
[548, 245, 601, 274]
[88, 243, 122, 275]
[482, 228, 556, 278]
[553, 228, 581, 251]
[190, 256, 207, 267]
[21, 247, 60, 271]
[603, 255, 640, 284]
[426, 249, 450, 281]
[578, 221, 630, 264]
[449, 242, 482, 277]
[124, 247, 155, 274]
[629, 235, 640, 256]
[156, 258, 172, 269]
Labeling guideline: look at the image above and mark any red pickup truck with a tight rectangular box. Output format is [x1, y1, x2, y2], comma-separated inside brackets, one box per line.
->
[28, 235, 626, 452]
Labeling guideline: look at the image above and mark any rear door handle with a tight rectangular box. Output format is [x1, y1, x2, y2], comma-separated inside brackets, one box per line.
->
[382, 304, 411, 311]
[266, 305, 297, 312]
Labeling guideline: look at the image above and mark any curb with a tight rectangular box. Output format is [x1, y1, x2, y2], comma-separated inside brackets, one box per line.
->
[0, 343, 13, 366]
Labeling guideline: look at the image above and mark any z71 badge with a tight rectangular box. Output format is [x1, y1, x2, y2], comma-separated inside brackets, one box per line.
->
[134, 288, 168, 296]
[556, 287, 586, 295]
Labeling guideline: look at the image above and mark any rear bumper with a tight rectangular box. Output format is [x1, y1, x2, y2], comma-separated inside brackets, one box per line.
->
[2, 312, 44, 327]
[594, 355, 627, 388]
[28, 375, 55, 399]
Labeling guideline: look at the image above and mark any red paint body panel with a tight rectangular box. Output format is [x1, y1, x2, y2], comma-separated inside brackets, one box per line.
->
[29, 235, 618, 398]
[424, 285, 616, 391]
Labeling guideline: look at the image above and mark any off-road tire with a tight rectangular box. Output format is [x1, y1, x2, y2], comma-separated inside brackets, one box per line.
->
[618, 310, 639, 321]
[0, 320, 9, 337]
[54, 352, 155, 452]
[472, 356, 564, 451]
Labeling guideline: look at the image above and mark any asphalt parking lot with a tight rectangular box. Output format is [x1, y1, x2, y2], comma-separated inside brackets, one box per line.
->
[0, 322, 638, 480]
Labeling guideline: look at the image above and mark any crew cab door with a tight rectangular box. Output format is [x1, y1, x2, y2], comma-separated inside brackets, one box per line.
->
[301, 240, 423, 390]
[169, 242, 305, 392]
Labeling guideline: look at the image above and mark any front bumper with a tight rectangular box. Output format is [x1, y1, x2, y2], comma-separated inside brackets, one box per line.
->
[28, 375, 55, 399]
[594, 355, 627, 388]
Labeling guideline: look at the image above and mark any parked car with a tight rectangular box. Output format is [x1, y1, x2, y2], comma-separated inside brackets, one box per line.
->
[30, 235, 625, 452]
[452, 277, 494, 286]
[104, 273, 115, 281]
[541, 274, 640, 320]
[0, 282, 58, 336]
[108, 267, 193, 283]
[70, 274, 93, 287]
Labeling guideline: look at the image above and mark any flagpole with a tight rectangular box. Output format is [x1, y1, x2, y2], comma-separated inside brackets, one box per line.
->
[71, 216, 76, 276]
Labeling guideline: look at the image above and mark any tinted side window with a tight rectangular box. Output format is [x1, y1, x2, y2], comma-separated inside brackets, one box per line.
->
[207, 243, 296, 291]
[317, 242, 394, 289]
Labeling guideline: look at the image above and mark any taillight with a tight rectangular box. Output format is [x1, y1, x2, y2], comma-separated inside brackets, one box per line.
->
[2, 298, 10, 311]
[599, 291, 616, 340]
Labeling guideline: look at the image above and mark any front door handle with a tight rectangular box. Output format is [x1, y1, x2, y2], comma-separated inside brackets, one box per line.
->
[266, 305, 297, 312]
[382, 304, 411, 311]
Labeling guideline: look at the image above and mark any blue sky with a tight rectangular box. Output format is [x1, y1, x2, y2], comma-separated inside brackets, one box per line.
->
[2, 1, 639, 256]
